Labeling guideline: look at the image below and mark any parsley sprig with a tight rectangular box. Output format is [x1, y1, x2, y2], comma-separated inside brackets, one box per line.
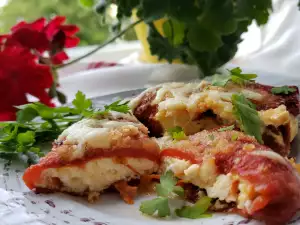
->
[271, 86, 297, 95]
[0, 91, 130, 165]
[232, 94, 263, 143]
[212, 67, 257, 87]
[140, 171, 184, 217]
[140, 171, 211, 219]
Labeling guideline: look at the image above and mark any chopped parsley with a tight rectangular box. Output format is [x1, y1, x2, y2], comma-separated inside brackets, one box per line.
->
[271, 86, 296, 95]
[212, 67, 257, 87]
[168, 126, 187, 141]
[208, 134, 215, 141]
[218, 125, 235, 132]
[231, 133, 239, 141]
[231, 94, 263, 143]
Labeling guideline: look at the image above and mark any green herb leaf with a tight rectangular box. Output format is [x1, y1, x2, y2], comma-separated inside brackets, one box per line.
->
[271, 86, 297, 95]
[16, 107, 39, 123]
[218, 125, 235, 132]
[173, 186, 185, 197]
[17, 131, 35, 145]
[156, 170, 177, 197]
[211, 75, 231, 87]
[232, 94, 263, 143]
[72, 91, 92, 114]
[212, 67, 257, 87]
[175, 196, 212, 219]
[168, 126, 186, 141]
[140, 197, 171, 217]
[104, 100, 130, 113]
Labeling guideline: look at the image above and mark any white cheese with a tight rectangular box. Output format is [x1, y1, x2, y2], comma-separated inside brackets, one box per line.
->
[57, 114, 142, 153]
[251, 150, 288, 165]
[206, 174, 232, 201]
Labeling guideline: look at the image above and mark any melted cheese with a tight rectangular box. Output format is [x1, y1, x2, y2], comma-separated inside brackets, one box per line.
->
[57, 112, 144, 153]
[131, 82, 298, 141]
[251, 150, 288, 165]
[259, 105, 290, 126]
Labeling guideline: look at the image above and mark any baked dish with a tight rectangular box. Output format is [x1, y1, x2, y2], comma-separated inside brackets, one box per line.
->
[22, 77, 300, 225]
[23, 112, 160, 203]
[158, 129, 300, 225]
[130, 81, 299, 156]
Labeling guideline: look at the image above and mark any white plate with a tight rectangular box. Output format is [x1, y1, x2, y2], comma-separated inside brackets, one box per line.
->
[1, 88, 300, 225]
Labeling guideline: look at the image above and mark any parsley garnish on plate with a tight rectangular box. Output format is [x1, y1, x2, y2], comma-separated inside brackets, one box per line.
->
[0, 91, 130, 165]
[231, 94, 263, 143]
[168, 126, 187, 141]
[140, 171, 212, 219]
[139, 171, 184, 217]
[175, 196, 212, 219]
[271, 86, 296, 95]
[212, 67, 257, 87]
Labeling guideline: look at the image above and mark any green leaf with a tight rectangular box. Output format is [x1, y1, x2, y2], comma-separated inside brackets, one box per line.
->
[211, 75, 231, 87]
[104, 100, 130, 113]
[147, 23, 182, 63]
[271, 86, 297, 95]
[163, 19, 185, 46]
[168, 126, 186, 141]
[0, 124, 19, 142]
[156, 170, 177, 197]
[140, 197, 171, 217]
[232, 94, 263, 143]
[212, 67, 257, 87]
[16, 107, 39, 123]
[218, 125, 235, 132]
[187, 27, 223, 52]
[79, 0, 94, 8]
[173, 186, 185, 197]
[72, 91, 92, 113]
[175, 196, 212, 219]
[17, 131, 35, 145]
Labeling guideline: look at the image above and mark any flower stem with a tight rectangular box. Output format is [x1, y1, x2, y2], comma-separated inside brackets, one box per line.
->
[57, 19, 143, 69]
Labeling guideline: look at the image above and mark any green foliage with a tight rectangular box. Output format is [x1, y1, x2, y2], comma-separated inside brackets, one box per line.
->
[0, 92, 130, 166]
[139, 170, 184, 217]
[212, 67, 257, 87]
[0, 0, 109, 46]
[95, 0, 273, 76]
[175, 196, 212, 219]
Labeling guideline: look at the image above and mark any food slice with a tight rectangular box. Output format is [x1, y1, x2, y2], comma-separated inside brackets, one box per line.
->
[130, 81, 299, 156]
[23, 112, 160, 203]
[158, 129, 300, 225]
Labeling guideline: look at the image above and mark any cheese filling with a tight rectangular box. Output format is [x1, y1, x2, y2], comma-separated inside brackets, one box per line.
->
[163, 153, 288, 212]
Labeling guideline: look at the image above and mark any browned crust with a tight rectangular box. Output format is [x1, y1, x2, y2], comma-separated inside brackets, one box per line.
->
[133, 90, 163, 137]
